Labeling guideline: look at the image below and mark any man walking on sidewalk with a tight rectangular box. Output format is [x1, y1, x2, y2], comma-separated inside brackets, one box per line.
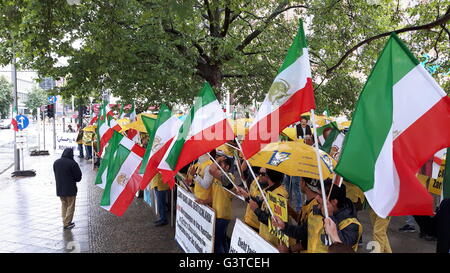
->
[53, 148, 82, 230]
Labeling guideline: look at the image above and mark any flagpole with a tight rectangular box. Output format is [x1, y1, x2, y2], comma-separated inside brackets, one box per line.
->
[310, 109, 330, 219]
[234, 138, 274, 218]
[207, 153, 240, 191]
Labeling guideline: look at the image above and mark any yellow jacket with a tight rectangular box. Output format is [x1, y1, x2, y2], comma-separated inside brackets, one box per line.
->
[150, 173, 169, 191]
[211, 176, 234, 220]
[259, 185, 288, 247]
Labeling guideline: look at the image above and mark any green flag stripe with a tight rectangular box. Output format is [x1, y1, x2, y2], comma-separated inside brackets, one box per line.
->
[101, 132, 130, 206]
[165, 82, 218, 169]
[335, 34, 417, 191]
[321, 128, 340, 154]
[95, 132, 123, 184]
[278, 19, 307, 74]
[443, 148, 450, 199]
[139, 105, 170, 174]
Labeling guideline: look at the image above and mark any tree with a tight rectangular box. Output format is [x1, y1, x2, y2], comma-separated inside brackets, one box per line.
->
[0, 76, 12, 119]
[25, 86, 48, 118]
[0, 0, 449, 116]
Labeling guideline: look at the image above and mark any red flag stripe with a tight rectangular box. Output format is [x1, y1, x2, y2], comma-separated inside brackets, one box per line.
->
[391, 96, 450, 216]
[109, 163, 143, 216]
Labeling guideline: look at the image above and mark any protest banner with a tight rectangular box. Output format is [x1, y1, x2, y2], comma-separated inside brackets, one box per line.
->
[175, 187, 215, 253]
[267, 191, 289, 246]
[56, 132, 78, 153]
[229, 219, 279, 253]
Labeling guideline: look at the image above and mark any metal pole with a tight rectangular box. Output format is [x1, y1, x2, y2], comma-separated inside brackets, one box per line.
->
[171, 188, 174, 227]
[310, 109, 329, 219]
[37, 107, 41, 150]
[11, 58, 20, 171]
[43, 115, 46, 149]
[53, 115, 56, 150]
[62, 99, 66, 133]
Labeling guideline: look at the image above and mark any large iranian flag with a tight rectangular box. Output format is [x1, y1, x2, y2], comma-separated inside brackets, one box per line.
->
[158, 82, 234, 188]
[335, 34, 450, 218]
[241, 19, 315, 159]
[101, 131, 145, 216]
[95, 132, 124, 189]
[139, 104, 182, 190]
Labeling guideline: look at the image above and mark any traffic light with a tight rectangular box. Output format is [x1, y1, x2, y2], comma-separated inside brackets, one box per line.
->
[46, 104, 55, 118]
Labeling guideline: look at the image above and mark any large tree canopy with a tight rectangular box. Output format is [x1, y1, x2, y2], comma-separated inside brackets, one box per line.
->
[0, 0, 448, 116]
[0, 76, 13, 119]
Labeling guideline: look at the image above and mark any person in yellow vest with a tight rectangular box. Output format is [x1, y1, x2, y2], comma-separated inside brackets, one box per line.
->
[272, 179, 362, 253]
[247, 168, 288, 248]
[194, 155, 236, 253]
[185, 153, 216, 201]
[82, 130, 94, 160]
[236, 176, 265, 233]
[282, 177, 321, 253]
[150, 173, 170, 226]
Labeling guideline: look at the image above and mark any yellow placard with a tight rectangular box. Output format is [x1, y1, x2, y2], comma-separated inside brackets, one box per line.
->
[428, 162, 446, 196]
[267, 192, 289, 246]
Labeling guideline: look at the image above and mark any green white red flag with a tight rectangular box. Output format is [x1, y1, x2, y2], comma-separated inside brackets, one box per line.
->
[241, 19, 315, 159]
[139, 104, 182, 190]
[100, 131, 145, 216]
[95, 132, 124, 189]
[335, 34, 450, 218]
[158, 82, 234, 188]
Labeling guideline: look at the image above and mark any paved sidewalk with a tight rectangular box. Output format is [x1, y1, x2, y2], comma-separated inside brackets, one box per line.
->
[0, 151, 181, 253]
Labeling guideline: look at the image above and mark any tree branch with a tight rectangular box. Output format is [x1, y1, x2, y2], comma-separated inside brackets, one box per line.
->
[327, 6, 450, 74]
[235, 2, 308, 53]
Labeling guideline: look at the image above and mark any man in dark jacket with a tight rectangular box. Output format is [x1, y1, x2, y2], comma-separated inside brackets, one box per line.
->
[54, 148, 82, 229]
[296, 116, 312, 139]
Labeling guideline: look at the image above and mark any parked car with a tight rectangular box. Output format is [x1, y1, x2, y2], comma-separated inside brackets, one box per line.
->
[0, 119, 11, 129]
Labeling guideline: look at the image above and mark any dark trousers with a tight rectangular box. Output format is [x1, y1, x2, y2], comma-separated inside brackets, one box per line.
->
[437, 199, 450, 253]
[214, 218, 230, 253]
[85, 145, 92, 158]
[78, 144, 84, 157]
[155, 188, 168, 223]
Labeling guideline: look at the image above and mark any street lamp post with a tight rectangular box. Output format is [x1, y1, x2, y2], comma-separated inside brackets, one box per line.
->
[11, 58, 20, 172]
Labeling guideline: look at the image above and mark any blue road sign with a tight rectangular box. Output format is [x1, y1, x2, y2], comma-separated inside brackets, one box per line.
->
[48, 96, 57, 104]
[16, 115, 29, 130]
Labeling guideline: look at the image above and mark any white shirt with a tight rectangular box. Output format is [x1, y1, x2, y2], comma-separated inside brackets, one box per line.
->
[194, 165, 214, 190]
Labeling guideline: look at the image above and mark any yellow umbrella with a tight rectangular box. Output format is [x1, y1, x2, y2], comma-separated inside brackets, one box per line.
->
[248, 141, 336, 180]
[227, 118, 251, 136]
[281, 127, 297, 140]
[121, 113, 158, 133]
[117, 118, 131, 127]
[340, 120, 351, 128]
[82, 125, 97, 132]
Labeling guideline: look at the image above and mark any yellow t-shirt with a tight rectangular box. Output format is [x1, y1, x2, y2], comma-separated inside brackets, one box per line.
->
[211, 177, 234, 220]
